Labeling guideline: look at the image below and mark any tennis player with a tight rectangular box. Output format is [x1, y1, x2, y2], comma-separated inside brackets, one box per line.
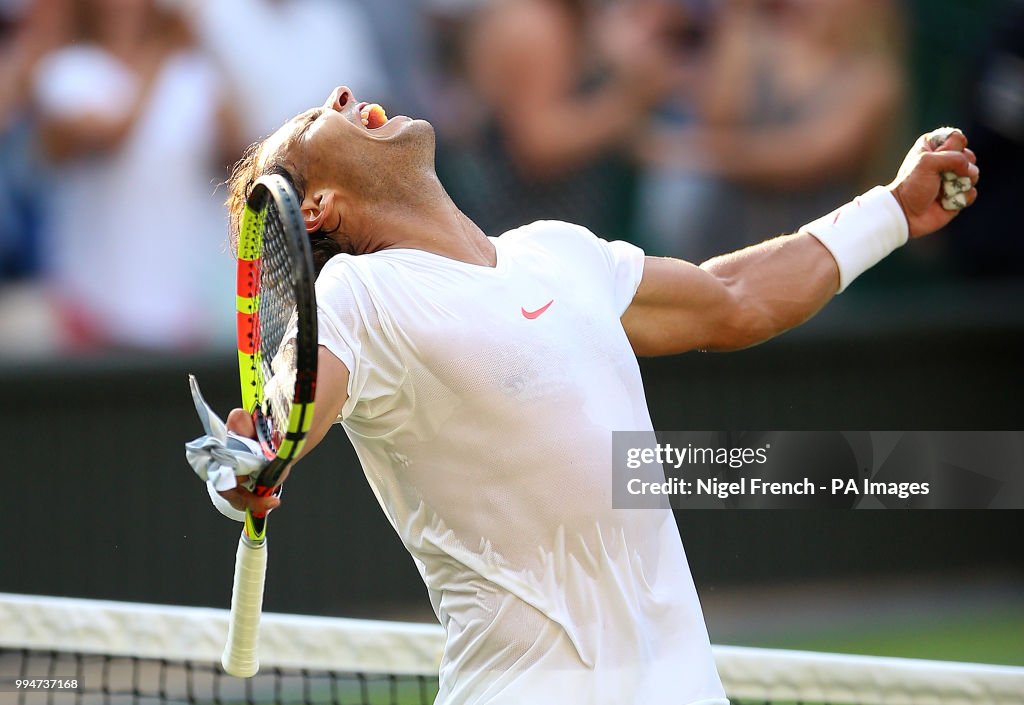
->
[217, 86, 978, 704]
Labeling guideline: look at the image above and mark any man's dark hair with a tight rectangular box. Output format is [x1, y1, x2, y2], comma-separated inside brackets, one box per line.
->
[225, 139, 341, 278]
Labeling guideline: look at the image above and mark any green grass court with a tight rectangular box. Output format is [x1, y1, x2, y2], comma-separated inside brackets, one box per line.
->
[731, 606, 1024, 667]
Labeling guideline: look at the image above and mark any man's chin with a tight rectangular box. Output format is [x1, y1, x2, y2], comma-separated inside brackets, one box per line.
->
[397, 117, 437, 154]
[376, 115, 431, 139]
[399, 117, 434, 138]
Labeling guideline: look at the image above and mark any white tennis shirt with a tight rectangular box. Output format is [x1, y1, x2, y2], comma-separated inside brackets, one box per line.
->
[315, 221, 727, 705]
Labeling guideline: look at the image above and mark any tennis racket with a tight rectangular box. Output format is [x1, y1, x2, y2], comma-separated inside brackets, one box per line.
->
[222, 174, 318, 678]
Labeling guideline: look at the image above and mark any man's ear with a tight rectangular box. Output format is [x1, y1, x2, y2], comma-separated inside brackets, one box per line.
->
[300, 190, 337, 233]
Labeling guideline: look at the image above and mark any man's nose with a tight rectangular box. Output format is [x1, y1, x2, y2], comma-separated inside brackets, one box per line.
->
[324, 86, 354, 112]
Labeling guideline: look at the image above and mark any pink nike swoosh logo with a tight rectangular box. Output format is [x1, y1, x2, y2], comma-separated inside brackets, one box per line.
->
[522, 300, 554, 319]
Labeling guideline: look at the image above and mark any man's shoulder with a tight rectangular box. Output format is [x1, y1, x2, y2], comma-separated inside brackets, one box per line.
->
[317, 252, 360, 282]
[498, 220, 608, 259]
[315, 247, 462, 297]
[315, 253, 388, 305]
[501, 219, 597, 242]
[499, 220, 646, 269]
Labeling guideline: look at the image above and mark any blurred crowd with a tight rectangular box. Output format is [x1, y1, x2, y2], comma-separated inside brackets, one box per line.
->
[0, 0, 1020, 356]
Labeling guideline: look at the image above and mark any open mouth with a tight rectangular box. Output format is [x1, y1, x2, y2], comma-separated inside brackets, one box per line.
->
[358, 102, 388, 130]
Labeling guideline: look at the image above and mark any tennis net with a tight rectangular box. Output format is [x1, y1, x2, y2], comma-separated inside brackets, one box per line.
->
[1, 593, 1022, 705]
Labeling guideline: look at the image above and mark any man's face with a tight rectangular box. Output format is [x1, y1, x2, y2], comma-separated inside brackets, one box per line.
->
[261, 86, 435, 205]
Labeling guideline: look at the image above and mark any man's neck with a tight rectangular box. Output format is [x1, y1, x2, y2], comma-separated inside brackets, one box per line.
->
[354, 182, 496, 267]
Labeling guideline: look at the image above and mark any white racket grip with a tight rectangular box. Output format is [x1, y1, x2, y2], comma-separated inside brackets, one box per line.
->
[221, 534, 268, 677]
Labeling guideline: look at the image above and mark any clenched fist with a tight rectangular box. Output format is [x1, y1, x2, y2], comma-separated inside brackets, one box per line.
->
[888, 127, 979, 238]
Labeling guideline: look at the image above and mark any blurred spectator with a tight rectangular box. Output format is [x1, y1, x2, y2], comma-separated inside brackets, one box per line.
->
[413, 0, 488, 150]
[0, 0, 65, 281]
[947, 0, 1024, 278]
[186, 0, 391, 142]
[635, 0, 905, 261]
[439, 0, 682, 239]
[32, 0, 242, 351]
[353, 0, 435, 119]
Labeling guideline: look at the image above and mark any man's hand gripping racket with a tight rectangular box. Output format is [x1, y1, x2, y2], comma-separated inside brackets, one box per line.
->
[184, 174, 318, 678]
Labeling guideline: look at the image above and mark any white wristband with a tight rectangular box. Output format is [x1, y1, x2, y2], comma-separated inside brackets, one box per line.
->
[798, 186, 909, 293]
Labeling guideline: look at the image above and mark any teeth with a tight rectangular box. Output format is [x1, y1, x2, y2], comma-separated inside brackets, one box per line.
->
[360, 103, 387, 129]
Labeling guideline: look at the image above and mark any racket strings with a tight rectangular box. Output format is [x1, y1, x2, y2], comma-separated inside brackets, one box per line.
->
[257, 200, 301, 444]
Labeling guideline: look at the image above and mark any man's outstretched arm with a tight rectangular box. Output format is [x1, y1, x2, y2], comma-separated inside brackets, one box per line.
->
[621, 128, 979, 356]
[219, 345, 350, 513]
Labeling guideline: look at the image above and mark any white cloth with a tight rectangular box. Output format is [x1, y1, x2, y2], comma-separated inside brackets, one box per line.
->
[315, 221, 727, 705]
[33, 46, 233, 348]
[183, 375, 266, 522]
[189, 0, 390, 141]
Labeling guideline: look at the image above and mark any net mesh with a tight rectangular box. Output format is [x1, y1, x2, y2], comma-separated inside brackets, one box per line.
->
[2, 593, 1022, 705]
[0, 652, 436, 705]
